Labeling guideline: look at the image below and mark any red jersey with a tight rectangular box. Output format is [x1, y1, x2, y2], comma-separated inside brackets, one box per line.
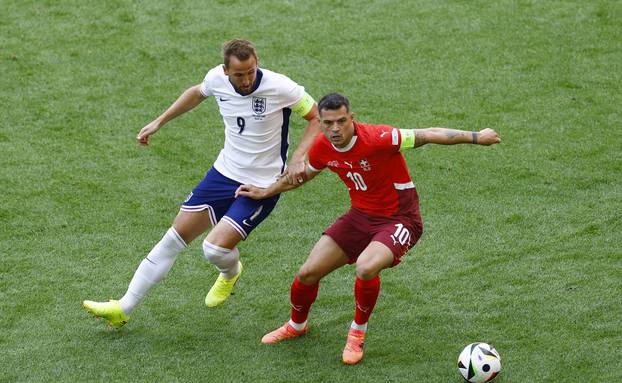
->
[307, 122, 415, 216]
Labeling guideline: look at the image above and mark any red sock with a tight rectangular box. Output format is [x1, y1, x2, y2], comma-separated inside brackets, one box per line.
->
[354, 275, 380, 325]
[290, 276, 319, 324]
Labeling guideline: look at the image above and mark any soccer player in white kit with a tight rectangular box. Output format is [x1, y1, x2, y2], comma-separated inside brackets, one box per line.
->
[83, 39, 320, 328]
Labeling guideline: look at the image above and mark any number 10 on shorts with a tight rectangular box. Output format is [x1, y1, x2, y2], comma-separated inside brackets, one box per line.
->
[391, 223, 411, 246]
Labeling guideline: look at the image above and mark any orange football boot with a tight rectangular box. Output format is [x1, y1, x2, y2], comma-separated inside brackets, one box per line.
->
[261, 322, 308, 344]
[342, 328, 366, 365]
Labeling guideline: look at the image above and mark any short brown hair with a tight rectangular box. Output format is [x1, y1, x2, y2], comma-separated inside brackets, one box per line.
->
[223, 39, 257, 67]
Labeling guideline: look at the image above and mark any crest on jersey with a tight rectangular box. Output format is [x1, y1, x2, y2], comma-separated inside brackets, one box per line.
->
[359, 159, 372, 171]
[252, 97, 266, 115]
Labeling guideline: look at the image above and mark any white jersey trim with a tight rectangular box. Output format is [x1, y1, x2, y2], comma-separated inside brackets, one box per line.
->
[307, 163, 322, 173]
[331, 136, 357, 152]
[394, 181, 415, 190]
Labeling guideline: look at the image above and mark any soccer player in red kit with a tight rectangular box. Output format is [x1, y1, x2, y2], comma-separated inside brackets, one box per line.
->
[236, 93, 501, 364]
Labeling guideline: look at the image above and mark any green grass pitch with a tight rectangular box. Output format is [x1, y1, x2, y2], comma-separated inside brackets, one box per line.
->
[1, 1, 620, 381]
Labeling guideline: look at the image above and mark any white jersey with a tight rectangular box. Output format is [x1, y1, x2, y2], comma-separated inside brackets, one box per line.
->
[200, 65, 305, 188]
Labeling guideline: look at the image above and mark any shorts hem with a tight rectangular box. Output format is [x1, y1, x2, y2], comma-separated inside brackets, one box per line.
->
[221, 216, 249, 240]
[180, 204, 218, 226]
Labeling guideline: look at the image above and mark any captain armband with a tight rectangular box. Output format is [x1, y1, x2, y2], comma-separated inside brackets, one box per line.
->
[399, 129, 416, 151]
[291, 91, 315, 117]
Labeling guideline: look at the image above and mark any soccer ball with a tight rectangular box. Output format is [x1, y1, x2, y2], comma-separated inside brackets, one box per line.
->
[457, 342, 501, 383]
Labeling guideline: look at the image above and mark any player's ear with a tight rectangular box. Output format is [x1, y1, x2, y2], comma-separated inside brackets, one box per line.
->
[222, 64, 229, 75]
[350, 112, 356, 121]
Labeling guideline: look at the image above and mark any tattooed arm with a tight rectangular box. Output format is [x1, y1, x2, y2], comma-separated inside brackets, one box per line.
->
[235, 165, 320, 200]
[409, 128, 501, 147]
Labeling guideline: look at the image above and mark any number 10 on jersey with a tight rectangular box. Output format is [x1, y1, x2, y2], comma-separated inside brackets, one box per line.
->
[346, 171, 367, 191]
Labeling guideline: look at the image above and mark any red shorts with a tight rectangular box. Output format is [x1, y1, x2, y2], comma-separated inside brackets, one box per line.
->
[324, 188, 423, 266]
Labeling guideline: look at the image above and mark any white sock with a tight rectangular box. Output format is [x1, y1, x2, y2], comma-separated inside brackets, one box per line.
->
[351, 321, 368, 331]
[119, 227, 186, 315]
[202, 240, 240, 279]
[288, 319, 307, 331]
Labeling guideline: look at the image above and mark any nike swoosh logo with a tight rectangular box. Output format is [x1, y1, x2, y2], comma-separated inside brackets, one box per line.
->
[218, 97, 229, 102]
[242, 206, 263, 227]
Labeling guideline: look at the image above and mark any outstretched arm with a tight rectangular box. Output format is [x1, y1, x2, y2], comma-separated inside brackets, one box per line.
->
[411, 128, 500, 148]
[236, 165, 320, 200]
[137, 84, 207, 145]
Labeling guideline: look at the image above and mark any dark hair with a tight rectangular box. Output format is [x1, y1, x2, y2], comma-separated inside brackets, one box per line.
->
[223, 39, 258, 67]
[318, 93, 350, 113]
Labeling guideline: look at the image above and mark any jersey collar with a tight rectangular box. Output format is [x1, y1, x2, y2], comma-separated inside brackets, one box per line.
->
[230, 68, 264, 96]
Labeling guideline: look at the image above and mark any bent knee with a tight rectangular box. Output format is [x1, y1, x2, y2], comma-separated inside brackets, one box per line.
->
[296, 266, 322, 285]
[355, 262, 381, 280]
[202, 239, 228, 262]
